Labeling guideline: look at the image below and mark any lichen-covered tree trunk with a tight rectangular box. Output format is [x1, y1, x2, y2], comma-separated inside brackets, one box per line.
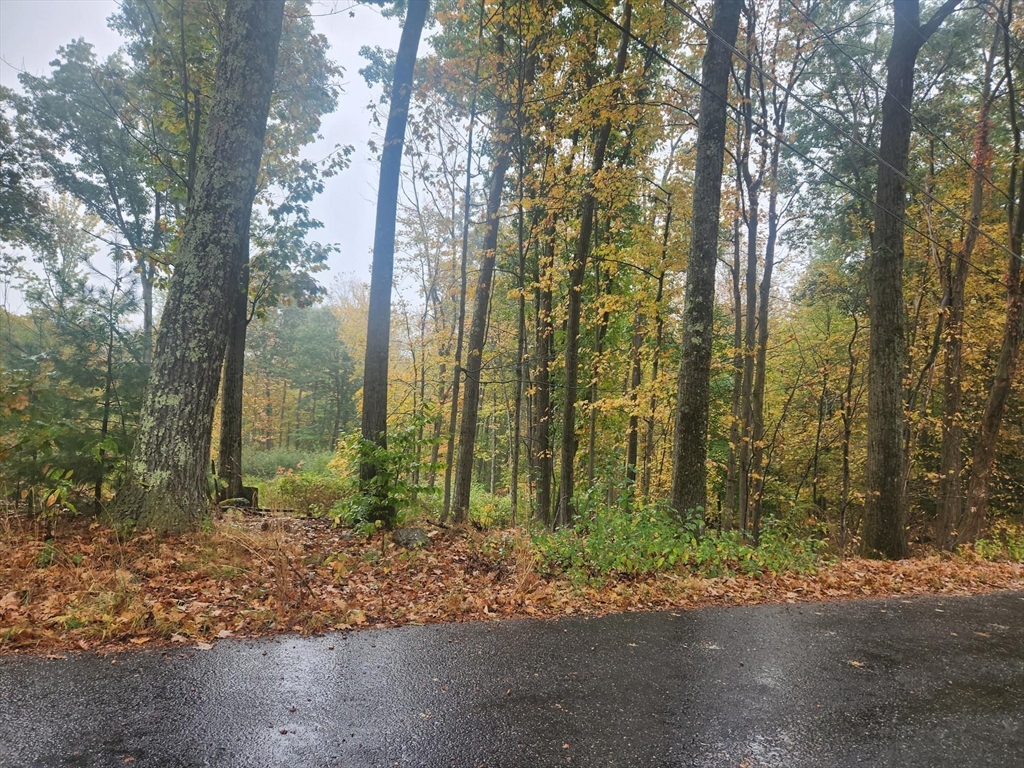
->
[113, 0, 285, 533]
[669, 0, 742, 521]
[359, 0, 428, 523]
[861, 0, 960, 559]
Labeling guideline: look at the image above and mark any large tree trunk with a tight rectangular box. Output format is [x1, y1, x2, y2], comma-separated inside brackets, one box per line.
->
[217, 254, 249, 502]
[554, 1, 632, 529]
[359, 0, 428, 524]
[861, 0, 960, 559]
[112, 0, 284, 533]
[669, 0, 742, 521]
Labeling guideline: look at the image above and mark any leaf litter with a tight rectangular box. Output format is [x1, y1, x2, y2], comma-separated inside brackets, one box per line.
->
[2, 512, 1021, 654]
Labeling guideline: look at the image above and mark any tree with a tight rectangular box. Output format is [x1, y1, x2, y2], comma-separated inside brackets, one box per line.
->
[860, 0, 961, 559]
[958, 7, 1024, 545]
[360, 0, 430, 525]
[0, 87, 48, 247]
[553, 2, 633, 529]
[113, 0, 286, 532]
[669, 0, 742, 522]
[20, 43, 160, 359]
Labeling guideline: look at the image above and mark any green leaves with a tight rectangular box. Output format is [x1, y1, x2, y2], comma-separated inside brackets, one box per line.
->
[533, 502, 827, 583]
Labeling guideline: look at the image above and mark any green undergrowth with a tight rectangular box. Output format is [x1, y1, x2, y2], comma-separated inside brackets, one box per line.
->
[258, 472, 348, 515]
[532, 503, 829, 583]
[244, 449, 333, 480]
[974, 521, 1024, 562]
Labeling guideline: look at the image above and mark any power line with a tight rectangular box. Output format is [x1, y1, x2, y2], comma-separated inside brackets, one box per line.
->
[571, 0, 1012, 292]
[662, 0, 1023, 268]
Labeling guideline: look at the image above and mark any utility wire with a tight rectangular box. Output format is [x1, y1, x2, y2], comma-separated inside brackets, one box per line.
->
[571, 0, 1013, 291]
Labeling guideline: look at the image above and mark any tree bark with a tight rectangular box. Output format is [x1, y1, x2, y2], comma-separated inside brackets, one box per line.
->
[959, 22, 1024, 543]
[452, 65, 512, 524]
[534, 220, 555, 525]
[217, 254, 249, 502]
[554, 1, 632, 528]
[359, 0, 428, 524]
[669, 0, 742, 521]
[113, 0, 285, 533]
[936, 24, 998, 548]
[725, 215, 741, 530]
[861, 0, 960, 559]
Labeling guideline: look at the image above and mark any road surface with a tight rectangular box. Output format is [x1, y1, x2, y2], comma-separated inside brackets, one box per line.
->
[1, 591, 1022, 767]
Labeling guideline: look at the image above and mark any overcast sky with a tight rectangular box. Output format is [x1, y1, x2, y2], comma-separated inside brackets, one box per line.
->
[0, 0, 404, 300]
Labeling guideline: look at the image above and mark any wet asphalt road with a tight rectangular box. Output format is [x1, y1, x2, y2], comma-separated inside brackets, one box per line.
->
[1, 591, 1021, 768]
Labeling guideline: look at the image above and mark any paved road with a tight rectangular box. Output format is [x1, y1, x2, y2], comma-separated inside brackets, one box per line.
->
[1, 591, 1022, 767]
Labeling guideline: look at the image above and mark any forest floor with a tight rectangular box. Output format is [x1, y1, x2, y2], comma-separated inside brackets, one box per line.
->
[2, 511, 1022, 655]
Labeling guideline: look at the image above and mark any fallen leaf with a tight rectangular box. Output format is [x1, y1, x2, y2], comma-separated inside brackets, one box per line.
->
[195, 642, 213, 651]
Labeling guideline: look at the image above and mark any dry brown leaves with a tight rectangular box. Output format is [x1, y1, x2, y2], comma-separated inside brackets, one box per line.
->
[2, 513, 1021, 655]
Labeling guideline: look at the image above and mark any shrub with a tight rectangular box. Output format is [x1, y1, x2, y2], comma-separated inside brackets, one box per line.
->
[469, 487, 513, 528]
[328, 418, 441, 527]
[243, 449, 333, 480]
[265, 472, 348, 515]
[974, 521, 1024, 562]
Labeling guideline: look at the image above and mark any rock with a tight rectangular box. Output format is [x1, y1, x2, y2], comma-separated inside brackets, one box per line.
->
[391, 527, 431, 549]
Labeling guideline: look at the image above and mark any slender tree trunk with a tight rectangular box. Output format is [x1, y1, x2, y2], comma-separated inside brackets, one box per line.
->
[442, 0, 485, 523]
[839, 316, 861, 548]
[725, 216, 742, 530]
[113, 0, 285, 532]
[959, 27, 1024, 543]
[936, 27, 998, 548]
[511, 178, 527, 523]
[669, 0, 742, 521]
[555, 2, 631, 528]
[359, 0, 428, 524]
[861, 0, 960, 559]
[96, 314, 115, 506]
[748, 180, 781, 539]
[217, 255, 249, 502]
[642, 267, 666, 501]
[452, 38, 512, 523]
[534, 221, 555, 525]
[738, 191, 758, 532]
[625, 312, 643, 491]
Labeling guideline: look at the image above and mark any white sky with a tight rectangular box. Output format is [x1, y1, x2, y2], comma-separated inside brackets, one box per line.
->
[0, 0, 404, 302]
